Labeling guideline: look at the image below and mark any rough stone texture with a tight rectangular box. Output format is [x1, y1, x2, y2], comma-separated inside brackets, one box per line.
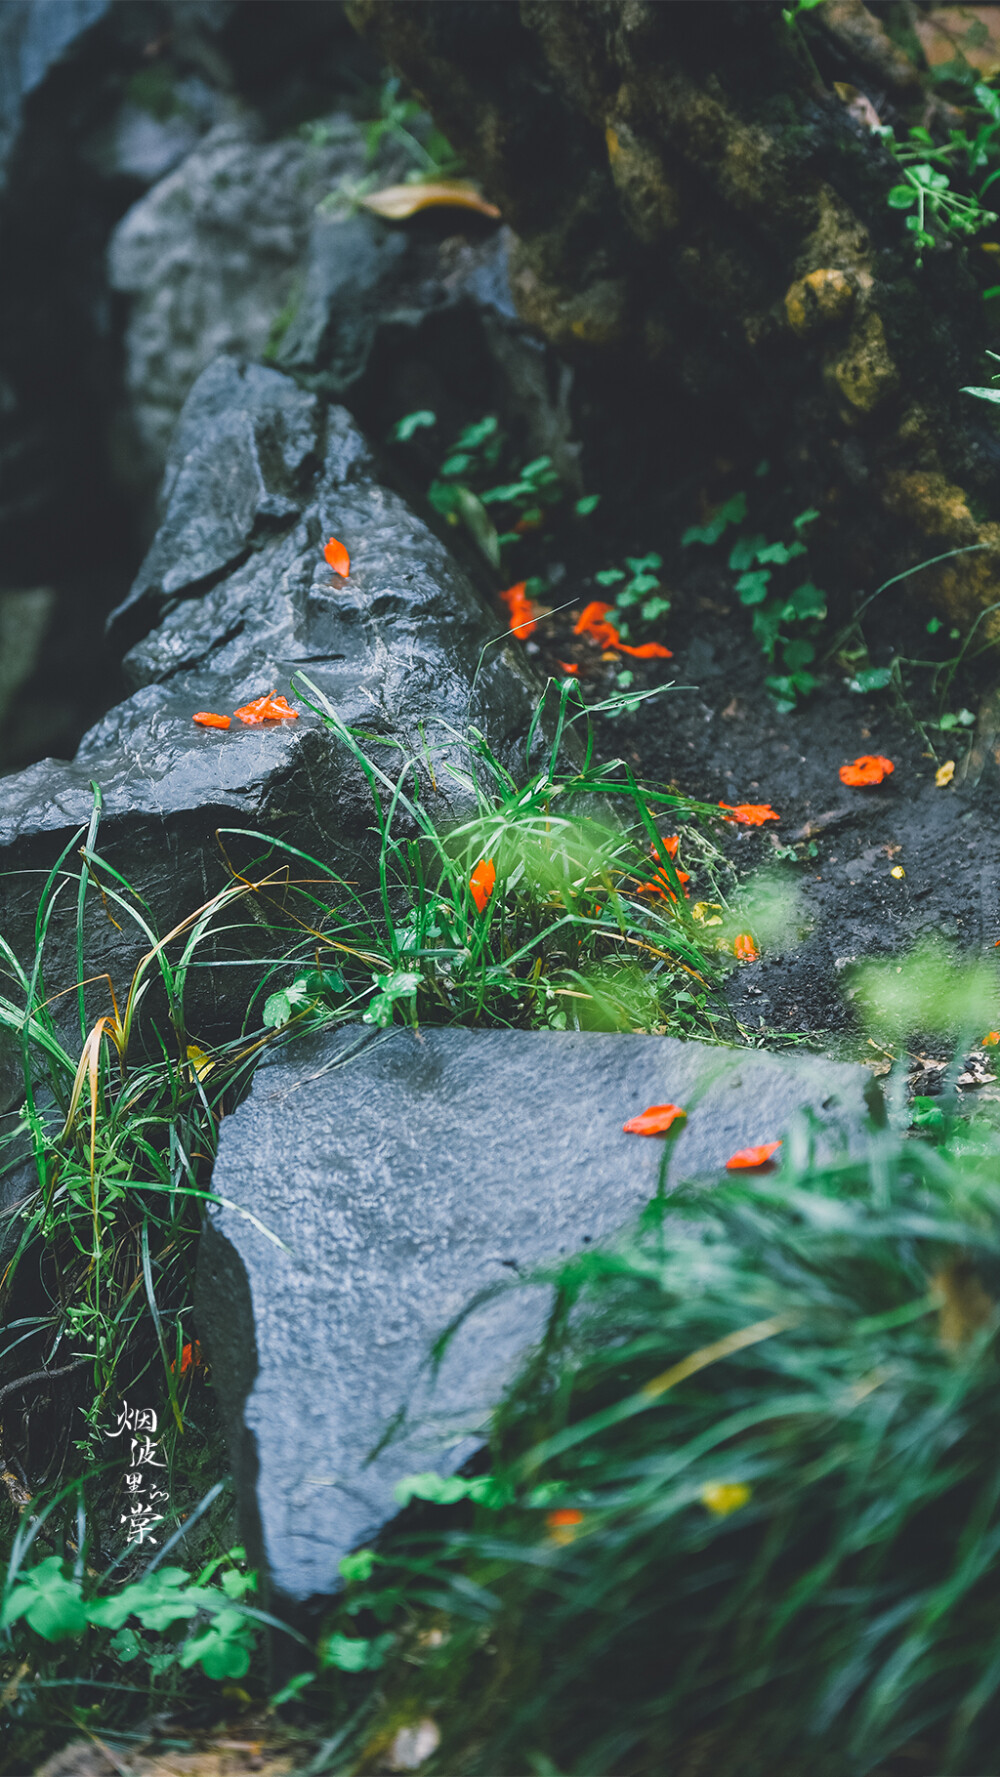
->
[348, 0, 1000, 629]
[196, 1022, 879, 1618]
[107, 116, 371, 486]
[107, 95, 582, 507]
[277, 213, 583, 504]
[0, 0, 110, 194]
[0, 356, 541, 1037]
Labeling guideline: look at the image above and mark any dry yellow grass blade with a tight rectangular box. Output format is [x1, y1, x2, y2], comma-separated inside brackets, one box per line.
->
[360, 179, 500, 219]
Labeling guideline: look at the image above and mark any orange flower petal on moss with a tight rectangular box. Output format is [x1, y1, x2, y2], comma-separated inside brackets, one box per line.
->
[719, 803, 779, 826]
[557, 660, 580, 676]
[658, 836, 680, 859]
[983, 1031, 1000, 1046]
[734, 933, 759, 961]
[324, 536, 350, 577]
[469, 857, 497, 913]
[193, 711, 230, 729]
[623, 1103, 687, 1135]
[234, 691, 300, 725]
[839, 754, 894, 787]
[726, 1140, 782, 1170]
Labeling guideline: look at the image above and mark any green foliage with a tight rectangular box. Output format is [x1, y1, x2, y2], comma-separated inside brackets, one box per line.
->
[329, 1119, 1000, 1775]
[315, 73, 463, 218]
[263, 967, 346, 1029]
[259, 671, 731, 1042]
[391, 409, 437, 443]
[682, 487, 825, 708]
[320, 1630, 396, 1671]
[0, 789, 267, 1431]
[595, 553, 670, 634]
[963, 347, 1000, 407]
[421, 414, 569, 567]
[394, 407, 601, 583]
[878, 84, 1000, 265]
[1, 1547, 261, 1681]
[782, 0, 827, 23]
[852, 938, 998, 1044]
[360, 75, 462, 183]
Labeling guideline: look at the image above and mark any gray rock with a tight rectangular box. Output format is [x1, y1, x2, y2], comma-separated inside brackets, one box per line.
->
[196, 1023, 879, 1618]
[0, 357, 540, 1036]
[275, 213, 583, 499]
[94, 77, 227, 186]
[0, 0, 110, 195]
[107, 116, 371, 483]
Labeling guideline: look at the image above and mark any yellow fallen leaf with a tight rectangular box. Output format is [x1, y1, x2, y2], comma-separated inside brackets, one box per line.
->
[935, 759, 955, 787]
[360, 180, 500, 221]
[890, 866, 905, 879]
[186, 1043, 215, 1081]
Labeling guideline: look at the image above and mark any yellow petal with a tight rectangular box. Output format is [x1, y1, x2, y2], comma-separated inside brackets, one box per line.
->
[360, 181, 500, 221]
[701, 1481, 751, 1517]
[935, 759, 955, 787]
[890, 865, 905, 879]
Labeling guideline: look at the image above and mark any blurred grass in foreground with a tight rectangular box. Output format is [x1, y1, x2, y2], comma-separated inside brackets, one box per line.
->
[324, 1107, 1000, 1776]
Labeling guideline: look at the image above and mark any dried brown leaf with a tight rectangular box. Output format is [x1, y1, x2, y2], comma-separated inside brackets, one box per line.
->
[360, 181, 500, 221]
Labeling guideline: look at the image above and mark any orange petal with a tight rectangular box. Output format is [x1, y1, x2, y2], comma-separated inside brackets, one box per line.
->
[260, 694, 299, 719]
[234, 692, 299, 724]
[469, 857, 497, 914]
[839, 754, 894, 787]
[726, 1140, 782, 1170]
[499, 581, 539, 638]
[573, 600, 615, 639]
[734, 933, 759, 961]
[556, 660, 580, 676]
[546, 1506, 585, 1544]
[614, 640, 673, 658]
[193, 711, 231, 729]
[324, 536, 350, 577]
[719, 803, 779, 826]
[623, 1103, 687, 1135]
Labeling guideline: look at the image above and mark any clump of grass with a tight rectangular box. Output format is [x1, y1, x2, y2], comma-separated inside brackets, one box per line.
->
[245, 673, 732, 1042]
[321, 1119, 1000, 1776]
[0, 682, 732, 1766]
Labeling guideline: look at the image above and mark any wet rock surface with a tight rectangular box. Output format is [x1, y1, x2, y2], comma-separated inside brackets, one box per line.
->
[0, 0, 385, 770]
[0, 356, 540, 1034]
[196, 1022, 877, 1616]
[108, 116, 370, 487]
